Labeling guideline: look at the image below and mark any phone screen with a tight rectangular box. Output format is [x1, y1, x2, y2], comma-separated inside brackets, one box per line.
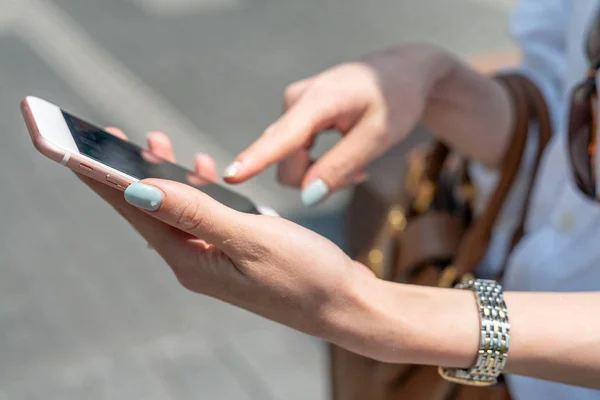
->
[62, 110, 260, 214]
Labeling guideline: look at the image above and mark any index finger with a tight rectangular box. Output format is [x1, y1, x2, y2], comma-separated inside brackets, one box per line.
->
[223, 96, 336, 183]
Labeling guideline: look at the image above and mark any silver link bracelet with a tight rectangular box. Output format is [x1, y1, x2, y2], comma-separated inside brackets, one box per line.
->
[438, 279, 510, 386]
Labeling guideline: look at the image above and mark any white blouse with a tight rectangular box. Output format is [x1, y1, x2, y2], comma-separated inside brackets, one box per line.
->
[471, 0, 600, 398]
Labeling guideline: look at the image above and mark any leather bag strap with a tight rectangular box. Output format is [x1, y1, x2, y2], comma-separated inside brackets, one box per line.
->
[498, 75, 553, 279]
[454, 73, 553, 277]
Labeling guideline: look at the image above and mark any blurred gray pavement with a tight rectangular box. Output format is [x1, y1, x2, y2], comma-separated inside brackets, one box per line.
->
[0, 0, 515, 398]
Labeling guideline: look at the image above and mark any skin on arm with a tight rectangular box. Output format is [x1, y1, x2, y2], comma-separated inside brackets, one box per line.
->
[75, 32, 598, 386]
[337, 279, 600, 389]
[423, 56, 515, 168]
[79, 127, 600, 390]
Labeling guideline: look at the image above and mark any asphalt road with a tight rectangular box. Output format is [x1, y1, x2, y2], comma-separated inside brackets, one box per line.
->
[0, 0, 515, 399]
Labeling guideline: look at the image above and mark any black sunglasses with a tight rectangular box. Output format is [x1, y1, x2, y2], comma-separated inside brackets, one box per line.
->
[567, 13, 600, 198]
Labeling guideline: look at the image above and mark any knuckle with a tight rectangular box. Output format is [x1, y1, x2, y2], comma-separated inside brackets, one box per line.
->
[378, 130, 395, 148]
[310, 76, 331, 93]
[175, 200, 204, 232]
[263, 123, 278, 139]
[326, 160, 355, 183]
[302, 88, 343, 118]
[369, 117, 392, 144]
[284, 83, 301, 102]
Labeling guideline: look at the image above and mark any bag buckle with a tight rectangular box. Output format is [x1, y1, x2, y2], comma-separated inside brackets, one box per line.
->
[413, 180, 436, 213]
[365, 207, 407, 278]
[387, 206, 407, 232]
[438, 265, 475, 288]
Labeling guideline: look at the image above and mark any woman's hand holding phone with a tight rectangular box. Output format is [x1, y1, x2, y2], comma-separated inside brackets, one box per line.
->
[78, 128, 382, 359]
[74, 42, 516, 368]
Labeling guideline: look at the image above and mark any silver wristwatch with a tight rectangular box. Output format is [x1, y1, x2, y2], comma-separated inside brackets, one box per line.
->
[438, 279, 510, 386]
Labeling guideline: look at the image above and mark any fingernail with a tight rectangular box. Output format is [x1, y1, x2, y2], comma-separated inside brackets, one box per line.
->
[124, 182, 163, 211]
[302, 179, 330, 207]
[223, 161, 242, 178]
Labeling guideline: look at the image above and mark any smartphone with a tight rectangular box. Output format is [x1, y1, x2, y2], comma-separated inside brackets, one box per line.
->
[21, 96, 277, 216]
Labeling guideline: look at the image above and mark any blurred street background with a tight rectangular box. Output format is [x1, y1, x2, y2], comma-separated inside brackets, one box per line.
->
[1, 0, 517, 399]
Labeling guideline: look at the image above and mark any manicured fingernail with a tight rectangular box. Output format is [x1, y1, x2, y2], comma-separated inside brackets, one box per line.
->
[302, 179, 330, 207]
[223, 161, 242, 178]
[124, 182, 163, 211]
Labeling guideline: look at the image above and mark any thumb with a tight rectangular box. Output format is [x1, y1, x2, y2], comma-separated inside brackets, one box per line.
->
[123, 179, 250, 252]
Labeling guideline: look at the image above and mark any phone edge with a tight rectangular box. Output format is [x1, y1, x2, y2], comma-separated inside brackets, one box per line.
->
[21, 97, 137, 192]
[21, 97, 280, 215]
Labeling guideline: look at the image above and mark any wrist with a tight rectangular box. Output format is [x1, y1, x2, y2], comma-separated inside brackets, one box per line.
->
[332, 276, 480, 368]
[392, 43, 457, 95]
[422, 49, 514, 167]
[416, 44, 459, 95]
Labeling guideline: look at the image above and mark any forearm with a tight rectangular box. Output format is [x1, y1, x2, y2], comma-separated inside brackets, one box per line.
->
[338, 279, 600, 389]
[504, 291, 600, 387]
[423, 53, 515, 168]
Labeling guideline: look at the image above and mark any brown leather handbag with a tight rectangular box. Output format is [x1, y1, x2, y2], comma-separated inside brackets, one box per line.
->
[330, 73, 553, 400]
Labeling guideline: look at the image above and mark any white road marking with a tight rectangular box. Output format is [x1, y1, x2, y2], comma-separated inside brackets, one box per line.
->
[3, 0, 278, 208]
[0, 0, 20, 28]
[471, 0, 517, 13]
[129, 0, 244, 15]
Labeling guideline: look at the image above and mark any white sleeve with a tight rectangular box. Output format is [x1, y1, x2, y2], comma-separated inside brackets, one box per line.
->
[508, 0, 569, 127]
[469, 0, 569, 217]
[468, 0, 569, 272]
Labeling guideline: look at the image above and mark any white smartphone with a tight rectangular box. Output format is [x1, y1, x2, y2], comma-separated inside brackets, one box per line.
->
[21, 96, 277, 216]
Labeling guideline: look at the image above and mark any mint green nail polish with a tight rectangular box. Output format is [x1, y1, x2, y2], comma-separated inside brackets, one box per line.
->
[124, 182, 163, 211]
[302, 179, 329, 207]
